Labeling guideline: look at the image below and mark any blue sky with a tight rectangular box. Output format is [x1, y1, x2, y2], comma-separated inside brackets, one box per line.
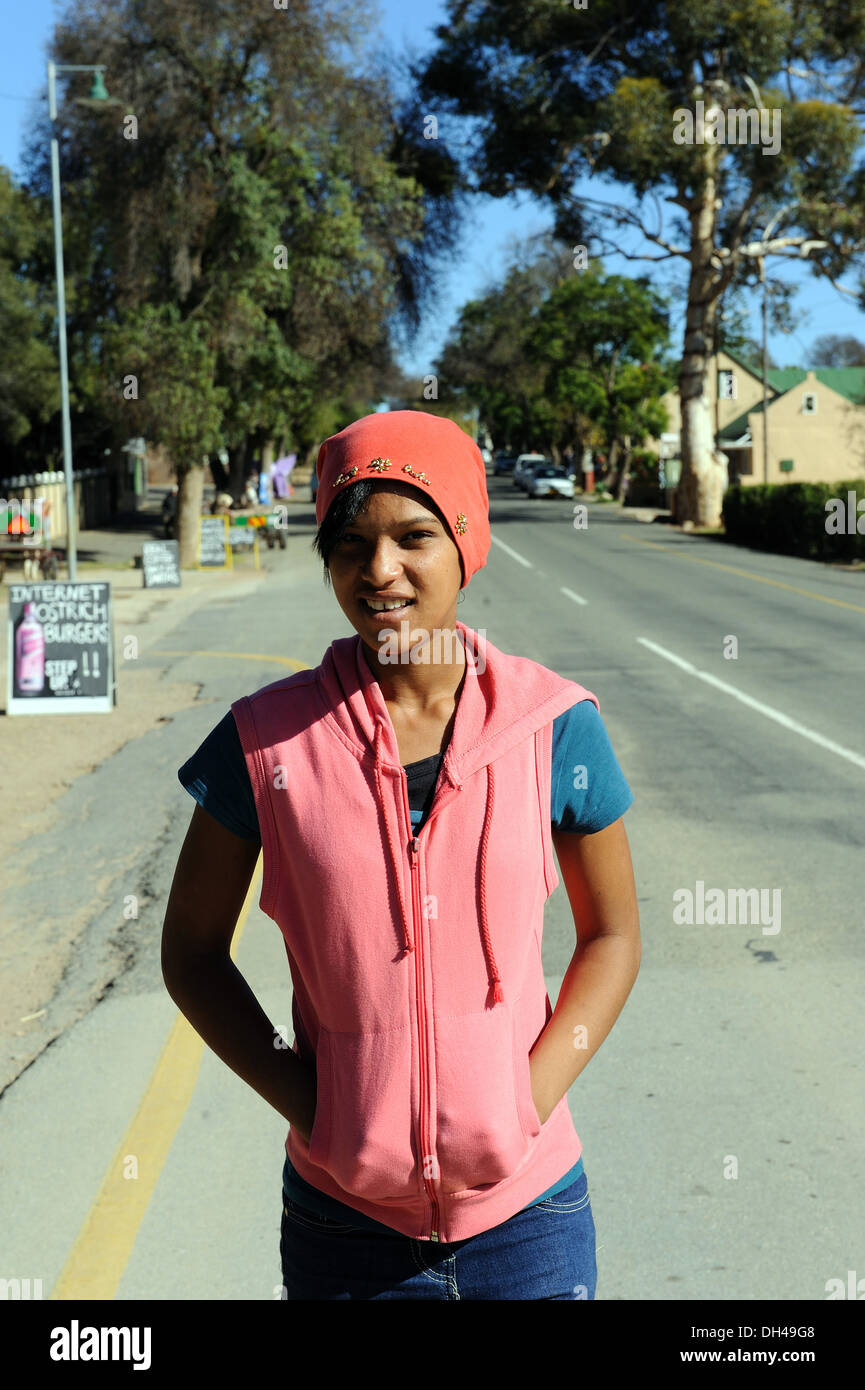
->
[2, 0, 864, 380]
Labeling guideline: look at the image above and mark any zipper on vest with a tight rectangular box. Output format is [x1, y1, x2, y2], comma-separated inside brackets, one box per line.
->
[399, 772, 441, 1243]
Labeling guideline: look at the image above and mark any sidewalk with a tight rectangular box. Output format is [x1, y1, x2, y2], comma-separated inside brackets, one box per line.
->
[0, 491, 316, 1091]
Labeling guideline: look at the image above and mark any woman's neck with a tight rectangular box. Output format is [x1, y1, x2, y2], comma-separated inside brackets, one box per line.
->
[360, 637, 467, 715]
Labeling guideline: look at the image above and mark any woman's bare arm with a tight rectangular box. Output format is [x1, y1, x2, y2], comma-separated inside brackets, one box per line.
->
[161, 802, 316, 1140]
[529, 817, 642, 1123]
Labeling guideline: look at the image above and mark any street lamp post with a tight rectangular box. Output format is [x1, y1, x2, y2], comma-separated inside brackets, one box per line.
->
[47, 61, 119, 582]
[737, 202, 828, 487]
[760, 257, 769, 485]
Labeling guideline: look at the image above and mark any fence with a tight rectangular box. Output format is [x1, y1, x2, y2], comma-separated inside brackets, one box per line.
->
[1, 468, 117, 543]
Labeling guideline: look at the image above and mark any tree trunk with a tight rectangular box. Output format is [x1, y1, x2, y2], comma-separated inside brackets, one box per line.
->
[675, 106, 729, 529]
[226, 440, 249, 502]
[178, 463, 206, 569]
[208, 452, 229, 494]
[605, 438, 621, 493]
[615, 434, 633, 504]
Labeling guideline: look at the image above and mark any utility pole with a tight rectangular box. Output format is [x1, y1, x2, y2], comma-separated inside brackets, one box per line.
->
[47, 61, 122, 580]
[760, 259, 769, 485]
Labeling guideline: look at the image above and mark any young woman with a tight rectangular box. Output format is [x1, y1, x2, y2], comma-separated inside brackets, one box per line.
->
[163, 409, 641, 1300]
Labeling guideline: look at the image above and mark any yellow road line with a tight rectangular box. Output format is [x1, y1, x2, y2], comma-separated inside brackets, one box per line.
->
[50, 858, 262, 1300]
[622, 533, 865, 614]
[149, 649, 309, 669]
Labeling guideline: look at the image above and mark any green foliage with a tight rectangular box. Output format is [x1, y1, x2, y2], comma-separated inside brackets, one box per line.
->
[436, 245, 674, 457]
[529, 264, 674, 449]
[98, 303, 228, 469]
[722, 478, 865, 561]
[9, 0, 457, 476]
[419, 0, 865, 514]
[0, 170, 60, 452]
[809, 334, 865, 367]
[434, 239, 574, 451]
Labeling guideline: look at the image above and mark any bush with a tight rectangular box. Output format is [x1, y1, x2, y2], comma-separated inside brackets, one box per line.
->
[722, 479, 865, 562]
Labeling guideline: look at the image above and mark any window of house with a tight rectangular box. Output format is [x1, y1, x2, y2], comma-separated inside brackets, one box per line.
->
[802, 392, 818, 414]
[718, 369, 737, 400]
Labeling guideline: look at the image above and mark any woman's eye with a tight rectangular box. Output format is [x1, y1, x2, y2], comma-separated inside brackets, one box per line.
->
[339, 531, 432, 544]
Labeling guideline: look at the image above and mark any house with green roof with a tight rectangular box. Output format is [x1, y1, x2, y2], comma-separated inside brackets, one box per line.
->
[648, 348, 865, 488]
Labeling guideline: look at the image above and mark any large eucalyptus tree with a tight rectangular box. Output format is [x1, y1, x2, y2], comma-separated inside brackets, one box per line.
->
[417, 0, 865, 524]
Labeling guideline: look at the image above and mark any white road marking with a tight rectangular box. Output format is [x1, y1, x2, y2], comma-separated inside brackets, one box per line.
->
[638, 637, 865, 772]
[490, 533, 533, 568]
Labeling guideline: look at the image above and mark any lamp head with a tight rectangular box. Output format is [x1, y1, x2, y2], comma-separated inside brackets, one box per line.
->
[89, 70, 109, 100]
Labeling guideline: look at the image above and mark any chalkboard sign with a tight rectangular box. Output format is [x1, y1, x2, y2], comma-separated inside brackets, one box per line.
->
[228, 525, 256, 548]
[142, 540, 181, 588]
[6, 581, 114, 715]
[198, 515, 231, 568]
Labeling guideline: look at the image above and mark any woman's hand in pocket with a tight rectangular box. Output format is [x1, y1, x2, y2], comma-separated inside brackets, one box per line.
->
[290, 1059, 318, 1144]
[528, 1055, 558, 1128]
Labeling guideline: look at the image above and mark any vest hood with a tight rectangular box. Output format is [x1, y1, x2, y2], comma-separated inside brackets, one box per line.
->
[312, 620, 598, 1005]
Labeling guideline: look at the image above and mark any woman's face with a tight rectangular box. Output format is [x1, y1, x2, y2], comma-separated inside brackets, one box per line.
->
[326, 482, 463, 666]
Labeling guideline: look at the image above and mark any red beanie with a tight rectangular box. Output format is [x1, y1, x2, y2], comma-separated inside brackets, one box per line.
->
[315, 410, 490, 588]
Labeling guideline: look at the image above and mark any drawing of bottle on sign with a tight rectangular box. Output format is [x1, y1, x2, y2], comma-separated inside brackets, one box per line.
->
[14, 601, 45, 692]
[7, 582, 115, 714]
[198, 515, 232, 569]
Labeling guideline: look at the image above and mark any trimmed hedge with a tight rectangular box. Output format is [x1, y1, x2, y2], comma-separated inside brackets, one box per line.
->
[721, 480, 865, 562]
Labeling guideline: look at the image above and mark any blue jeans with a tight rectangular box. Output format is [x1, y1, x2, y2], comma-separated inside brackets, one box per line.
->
[279, 1168, 597, 1300]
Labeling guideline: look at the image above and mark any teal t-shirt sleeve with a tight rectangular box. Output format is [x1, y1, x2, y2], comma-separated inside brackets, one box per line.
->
[177, 710, 262, 843]
[550, 699, 633, 833]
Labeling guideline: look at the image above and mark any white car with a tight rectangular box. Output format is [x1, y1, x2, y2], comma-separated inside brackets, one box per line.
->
[526, 465, 575, 499]
[513, 453, 549, 488]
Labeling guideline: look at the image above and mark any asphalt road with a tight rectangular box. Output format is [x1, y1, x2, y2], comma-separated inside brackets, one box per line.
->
[2, 478, 863, 1301]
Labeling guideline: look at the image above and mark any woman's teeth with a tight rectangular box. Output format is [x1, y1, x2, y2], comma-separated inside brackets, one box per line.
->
[364, 599, 413, 611]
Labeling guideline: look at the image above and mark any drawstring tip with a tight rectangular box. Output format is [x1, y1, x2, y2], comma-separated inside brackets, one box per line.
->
[490, 979, 504, 1006]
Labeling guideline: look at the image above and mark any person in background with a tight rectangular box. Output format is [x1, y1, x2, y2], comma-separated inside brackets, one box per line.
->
[161, 485, 179, 539]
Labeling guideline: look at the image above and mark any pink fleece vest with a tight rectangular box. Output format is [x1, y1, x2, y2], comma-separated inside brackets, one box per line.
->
[231, 621, 599, 1243]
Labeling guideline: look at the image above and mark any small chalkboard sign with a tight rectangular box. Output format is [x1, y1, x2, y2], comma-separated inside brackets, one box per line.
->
[228, 525, 255, 548]
[142, 540, 181, 588]
[198, 515, 231, 568]
[7, 580, 115, 715]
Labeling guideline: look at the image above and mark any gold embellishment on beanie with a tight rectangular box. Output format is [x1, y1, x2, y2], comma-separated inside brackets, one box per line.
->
[402, 463, 431, 484]
[332, 466, 359, 487]
[455, 512, 468, 535]
[368, 457, 392, 472]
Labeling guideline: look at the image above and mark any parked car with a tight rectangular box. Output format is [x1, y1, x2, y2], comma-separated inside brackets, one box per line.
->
[513, 453, 549, 488]
[493, 453, 518, 476]
[526, 465, 576, 499]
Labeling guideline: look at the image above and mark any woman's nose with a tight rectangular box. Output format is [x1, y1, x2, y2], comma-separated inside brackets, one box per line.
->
[361, 538, 402, 583]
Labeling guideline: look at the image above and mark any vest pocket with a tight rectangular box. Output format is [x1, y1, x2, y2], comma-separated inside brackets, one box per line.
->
[513, 1013, 544, 1143]
[306, 1023, 416, 1201]
[434, 1001, 536, 1194]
